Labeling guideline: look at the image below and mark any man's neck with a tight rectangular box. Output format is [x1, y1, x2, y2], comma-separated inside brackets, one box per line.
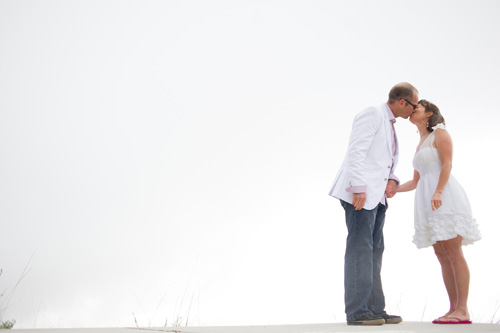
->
[387, 102, 398, 118]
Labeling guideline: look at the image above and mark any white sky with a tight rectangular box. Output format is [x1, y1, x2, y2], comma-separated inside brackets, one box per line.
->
[1, 0, 500, 329]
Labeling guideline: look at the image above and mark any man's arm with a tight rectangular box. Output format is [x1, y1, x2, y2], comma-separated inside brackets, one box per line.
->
[345, 108, 379, 189]
[345, 108, 380, 209]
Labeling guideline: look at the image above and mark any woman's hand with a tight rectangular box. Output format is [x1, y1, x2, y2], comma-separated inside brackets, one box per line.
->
[385, 179, 397, 198]
[431, 191, 443, 211]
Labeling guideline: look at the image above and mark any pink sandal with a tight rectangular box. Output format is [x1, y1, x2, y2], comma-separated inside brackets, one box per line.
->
[433, 316, 471, 324]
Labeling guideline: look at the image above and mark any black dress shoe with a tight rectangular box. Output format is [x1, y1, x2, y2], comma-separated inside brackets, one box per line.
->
[347, 314, 385, 326]
[381, 313, 402, 324]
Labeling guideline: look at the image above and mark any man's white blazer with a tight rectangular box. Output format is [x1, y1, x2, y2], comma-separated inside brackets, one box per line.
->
[329, 104, 398, 210]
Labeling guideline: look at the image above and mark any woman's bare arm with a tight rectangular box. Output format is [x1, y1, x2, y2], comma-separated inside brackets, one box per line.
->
[431, 129, 453, 211]
[395, 169, 420, 193]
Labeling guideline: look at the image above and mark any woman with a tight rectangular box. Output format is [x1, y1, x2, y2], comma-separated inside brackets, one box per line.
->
[393, 100, 481, 324]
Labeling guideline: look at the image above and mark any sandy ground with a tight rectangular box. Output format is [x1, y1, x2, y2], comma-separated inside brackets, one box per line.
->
[11, 322, 500, 333]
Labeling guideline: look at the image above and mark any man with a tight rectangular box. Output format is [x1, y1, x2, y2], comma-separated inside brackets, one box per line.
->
[329, 82, 418, 325]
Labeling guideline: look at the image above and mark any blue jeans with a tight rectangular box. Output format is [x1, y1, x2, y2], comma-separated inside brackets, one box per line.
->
[340, 200, 387, 321]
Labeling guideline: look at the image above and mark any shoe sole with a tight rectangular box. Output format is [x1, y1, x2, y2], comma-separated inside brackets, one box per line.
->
[385, 318, 403, 324]
[347, 319, 385, 326]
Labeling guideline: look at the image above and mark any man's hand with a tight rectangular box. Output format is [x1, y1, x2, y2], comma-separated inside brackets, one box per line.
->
[385, 179, 397, 198]
[352, 193, 366, 211]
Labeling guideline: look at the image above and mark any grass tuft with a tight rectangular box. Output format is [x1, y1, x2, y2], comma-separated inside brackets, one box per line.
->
[0, 319, 16, 330]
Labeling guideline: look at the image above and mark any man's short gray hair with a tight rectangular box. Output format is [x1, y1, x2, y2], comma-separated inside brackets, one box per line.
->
[388, 82, 418, 103]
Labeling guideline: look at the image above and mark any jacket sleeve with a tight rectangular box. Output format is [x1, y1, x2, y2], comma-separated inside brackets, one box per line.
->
[345, 107, 381, 192]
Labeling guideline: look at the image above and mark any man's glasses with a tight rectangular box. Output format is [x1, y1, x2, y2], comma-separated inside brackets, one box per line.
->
[403, 98, 417, 109]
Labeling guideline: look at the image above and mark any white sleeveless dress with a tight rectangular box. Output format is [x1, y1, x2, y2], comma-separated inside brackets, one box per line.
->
[412, 124, 481, 249]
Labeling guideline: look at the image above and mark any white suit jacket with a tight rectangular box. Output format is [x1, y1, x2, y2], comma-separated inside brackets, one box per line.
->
[329, 104, 399, 210]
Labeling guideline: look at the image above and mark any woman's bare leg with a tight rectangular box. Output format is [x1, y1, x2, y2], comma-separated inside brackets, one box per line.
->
[440, 236, 470, 321]
[433, 242, 458, 318]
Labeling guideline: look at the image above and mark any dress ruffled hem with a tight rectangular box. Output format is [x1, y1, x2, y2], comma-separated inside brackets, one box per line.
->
[413, 213, 481, 249]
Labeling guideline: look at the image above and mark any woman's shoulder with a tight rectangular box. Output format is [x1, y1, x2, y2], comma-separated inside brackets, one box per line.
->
[432, 123, 447, 132]
[432, 124, 452, 147]
[432, 124, 450, 138]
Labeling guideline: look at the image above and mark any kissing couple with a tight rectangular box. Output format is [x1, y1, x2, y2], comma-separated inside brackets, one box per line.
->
[329, 82, 481, 326]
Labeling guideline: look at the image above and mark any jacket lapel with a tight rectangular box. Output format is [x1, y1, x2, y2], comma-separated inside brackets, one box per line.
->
[382, 105, 393, 155]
